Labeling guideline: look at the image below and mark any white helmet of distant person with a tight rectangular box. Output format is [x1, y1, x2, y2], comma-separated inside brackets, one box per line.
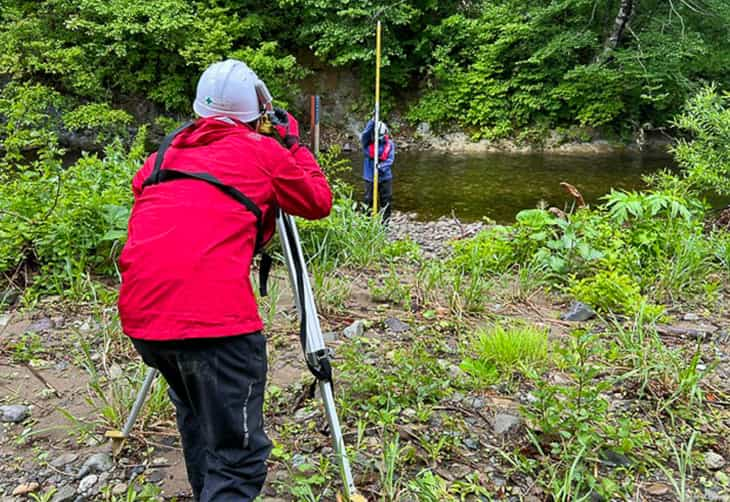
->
[376, 121, 388, 139]
[193, 59, 272, 123]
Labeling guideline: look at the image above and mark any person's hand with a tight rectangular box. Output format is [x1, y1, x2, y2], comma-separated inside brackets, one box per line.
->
[273, 108, 300, 148]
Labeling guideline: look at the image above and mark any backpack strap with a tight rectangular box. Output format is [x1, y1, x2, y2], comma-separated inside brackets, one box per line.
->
[141, 122, 273, 296]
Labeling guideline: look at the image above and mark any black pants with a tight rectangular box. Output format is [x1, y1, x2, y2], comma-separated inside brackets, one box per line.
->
[132, 333, 271, 502]
[364, 178, 393, 223]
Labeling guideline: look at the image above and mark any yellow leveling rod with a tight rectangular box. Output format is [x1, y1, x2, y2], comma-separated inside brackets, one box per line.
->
[372, 20, 382, 218]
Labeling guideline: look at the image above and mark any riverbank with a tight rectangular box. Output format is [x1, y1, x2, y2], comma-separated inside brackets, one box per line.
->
[1, 244, 728, 501]
[1, 210, 729, 501]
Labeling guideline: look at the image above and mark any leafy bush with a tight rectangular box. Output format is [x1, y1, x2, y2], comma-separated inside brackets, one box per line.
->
[0, 134, 146, 294]
[569, 270, 653, 316]
[672, 85, 730, 196]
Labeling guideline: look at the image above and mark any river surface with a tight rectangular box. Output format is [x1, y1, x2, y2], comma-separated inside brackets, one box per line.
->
[342, 151, 675, 223]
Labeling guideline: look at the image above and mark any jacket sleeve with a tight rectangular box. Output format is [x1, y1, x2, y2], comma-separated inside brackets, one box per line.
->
[131, 154, 156, 199]
[273, 145, 332, 220]
[360, 119, 375, 152]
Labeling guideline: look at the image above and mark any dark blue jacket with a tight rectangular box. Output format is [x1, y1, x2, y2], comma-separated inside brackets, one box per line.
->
[361, 119, 395, 182]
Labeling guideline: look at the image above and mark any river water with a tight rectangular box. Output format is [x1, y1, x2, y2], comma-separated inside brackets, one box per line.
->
[342, 151, 675, 223]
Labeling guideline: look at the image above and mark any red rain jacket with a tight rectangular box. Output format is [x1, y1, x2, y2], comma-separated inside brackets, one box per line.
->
[118, 117, 332, 341]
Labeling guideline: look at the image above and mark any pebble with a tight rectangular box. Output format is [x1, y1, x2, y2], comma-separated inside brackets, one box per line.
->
[463, 437, 479, 450]
[111, 483, 127, 496]
[291, 454, 307, 469]
[683, 312, 700, 321]
[78, 474, 97, 494]
[561, 301, 596, 322]
[645, 483, 670, 496]
[51, 485, 76, 502]
[322, 331, 337, 343]
[492, 413, 522, 435]
[147, 470, 164, 483]
[704, 451, 725, 470]
[0, 314, 9, 328]
[0, 404, 29, 423]
[343, 320, 365, 339]
[78, 452, 113, 477]
[386, 212, 485, 257]
[51, 453, 78, 468]
[12, 482, 39, 496]
[384, 317, 409, 333]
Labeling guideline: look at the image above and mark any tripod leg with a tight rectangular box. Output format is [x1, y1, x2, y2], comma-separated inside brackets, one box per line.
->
[105, 368, 158, 454]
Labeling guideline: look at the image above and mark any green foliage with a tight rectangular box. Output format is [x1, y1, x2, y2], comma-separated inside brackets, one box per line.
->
[461, 323, 549, 385]
[0, 140, 143, 293]
[672, 85, 730, 196]
[62, 103, 133, 143]
[409, 0, 730, 139]
[570, 270, 661, 317]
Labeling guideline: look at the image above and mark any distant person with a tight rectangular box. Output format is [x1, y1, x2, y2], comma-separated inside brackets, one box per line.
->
[361, 118, 395, 222]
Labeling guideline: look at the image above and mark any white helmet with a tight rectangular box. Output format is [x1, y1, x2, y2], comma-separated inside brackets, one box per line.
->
[376, 121, 388, 139]
[193, 59, 272, 123]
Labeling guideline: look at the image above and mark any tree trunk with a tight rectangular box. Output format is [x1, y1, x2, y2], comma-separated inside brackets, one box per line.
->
[597, 0, 635, 62]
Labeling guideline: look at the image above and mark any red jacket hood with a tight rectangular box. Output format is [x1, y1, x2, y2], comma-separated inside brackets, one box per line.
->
[172, 117, 249, 149]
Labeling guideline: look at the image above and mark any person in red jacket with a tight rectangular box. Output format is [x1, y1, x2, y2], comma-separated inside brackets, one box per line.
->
[117, 59, 332, 501]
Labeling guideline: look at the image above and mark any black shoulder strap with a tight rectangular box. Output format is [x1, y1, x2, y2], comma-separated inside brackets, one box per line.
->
[141, 121, 273, 295]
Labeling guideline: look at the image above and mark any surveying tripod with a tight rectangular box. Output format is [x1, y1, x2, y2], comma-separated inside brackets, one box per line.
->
[107, 210, 364, 502]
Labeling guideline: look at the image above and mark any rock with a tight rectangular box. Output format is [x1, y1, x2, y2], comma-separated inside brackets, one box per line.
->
[322, 331, 337, 343]
[465, 396, 486, 410]
[294, 408, 318, 422]
[111, 483, 127, 496]
[77, 452, 113, 477]
[51, 453, 78, 468]
[416, 122, 431, 137]
[704, 451, 725, 470]
[384, 317, 409, 333]
[78, 474, 98, 494]
[29, 317, 55, 331]
[51, 485, 77, 502]
[291, 454, 307, 469]
[1, 404, 29, 423]
[599, 449, 631, 468]
[12, 482, 40, 496]
[342, 142, 353, 152]
[492, 413, 522, 435]
[645, 483, 670, 496]
[0, 313, 9, 328]
[463, 438, 479, 450]
[561, 301, 596, 322]
[147, 470, 164, 483]
[683, 313, 700, 321]
[1, 287, 20, 306]
[343, 320, 365, 339]
[109, 364, 123, 380]
[151, 457, 169, 466]
[447, 364, 465, 380]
